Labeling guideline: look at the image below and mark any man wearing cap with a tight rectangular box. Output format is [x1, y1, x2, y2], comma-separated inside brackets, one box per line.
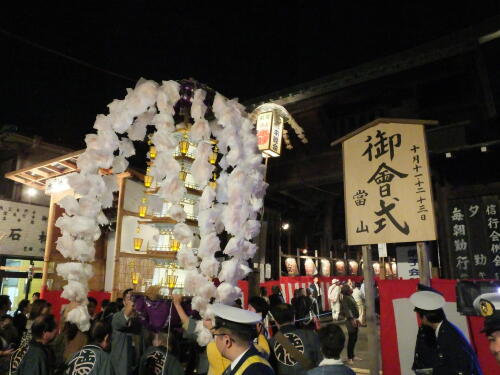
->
[328, 280, 341, 320]
[211, 303, 275, 375]
[474, 292, 500, 366]
[410, 290, 482, 375]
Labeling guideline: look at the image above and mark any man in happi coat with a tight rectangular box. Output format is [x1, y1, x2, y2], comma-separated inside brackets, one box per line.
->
[10, 314, 58, 375]
[111, 291, 138, 375]
[64, 320, 114, 375]
[139, 331, 184, 375]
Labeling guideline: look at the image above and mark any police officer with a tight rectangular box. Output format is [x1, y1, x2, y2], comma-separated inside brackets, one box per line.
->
[474, 292, 500, 366]
[410, 290, 483, 375]
[211, 303, 275, 375]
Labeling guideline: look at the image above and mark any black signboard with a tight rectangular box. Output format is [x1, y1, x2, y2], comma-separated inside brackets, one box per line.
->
[447, 195, 500, 279]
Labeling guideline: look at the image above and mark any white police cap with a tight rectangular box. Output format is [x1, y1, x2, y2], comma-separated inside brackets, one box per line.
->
[410, 290, 446, 310]
[211, 303, 262, 325]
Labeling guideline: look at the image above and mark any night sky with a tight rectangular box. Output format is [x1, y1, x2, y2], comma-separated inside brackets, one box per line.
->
[1, 2, 499, 149]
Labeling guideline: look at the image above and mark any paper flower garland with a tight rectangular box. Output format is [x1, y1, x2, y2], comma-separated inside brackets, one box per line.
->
[54, 78, 267, 340]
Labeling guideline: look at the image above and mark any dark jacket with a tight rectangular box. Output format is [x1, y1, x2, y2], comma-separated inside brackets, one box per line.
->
[270, 324, 321, 375]
[432, 320, 482, 375]
[412, 325, 438, 371]
[223, 345, 274, 375]
[269, 293, 285, 308]
[139, 346, 184, 375]
[10, 339, 54, 375]
[307, 363, 355, 375]
[64, 344, 114, 375]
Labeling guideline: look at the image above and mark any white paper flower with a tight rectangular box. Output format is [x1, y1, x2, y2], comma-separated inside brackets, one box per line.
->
[173, 223, 193, 244]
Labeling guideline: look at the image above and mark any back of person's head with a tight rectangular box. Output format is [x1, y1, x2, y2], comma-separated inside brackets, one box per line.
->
[318, 324, 345, 359]
[0, 314, 13, 327]
[115, 298, 124, 311]
[87, 297, 97, 307]
[260, 287, 268, 297]
[101, 299, 110, 310]
[271, 303, 294, 325]
[306, 288, 312, 297]
[102, 302, 119, 320]
[30, 299, 48, 320]
[248, 296, 269, 320]
[90, 320, 111, 344]
[16, 299, 30, 314]
[0, 295, 11, 311]
[32, 292, 40, 300]
[341, 284, 352, 295]
[31, 314, 56, 340]
[217, 323, 256, 346]
[415, 308, 445, 324]
[271, 285, 280, 294]
[294, 288, 303, 298]
[122, 289, 133, 299]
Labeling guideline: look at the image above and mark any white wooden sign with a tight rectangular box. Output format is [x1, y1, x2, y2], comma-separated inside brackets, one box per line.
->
[0, 199, 49, 257]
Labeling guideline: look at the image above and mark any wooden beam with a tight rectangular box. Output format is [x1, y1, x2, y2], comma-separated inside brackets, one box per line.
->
[362, 244, 381, 374]
[59, 160, 78, 170]
[40, 195, 57, 296]
[43, 165, 63, 174]
[111, 176, 127, 300]
[34, 168, 53, 178]
[20, 172, 42, 182]
[4, 149, 84, 180]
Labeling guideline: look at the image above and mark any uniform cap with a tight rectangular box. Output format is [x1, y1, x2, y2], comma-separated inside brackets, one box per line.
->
[473, 292, 500, 335]
[212, 303, 261, 325]
[410, 291, 445, 311]
[331, 279, 340, 285]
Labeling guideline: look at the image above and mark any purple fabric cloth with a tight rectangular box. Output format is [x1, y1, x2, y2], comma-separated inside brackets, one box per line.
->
[133, 296, 192, 332]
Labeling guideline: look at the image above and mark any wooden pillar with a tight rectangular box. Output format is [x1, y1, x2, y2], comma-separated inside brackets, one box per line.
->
[417, 241, 431, 286]
[362, 244, 381, 374]
[40, 192, 63, 296]
[111, 175, 127, 300]
[323, 199, 334, 257]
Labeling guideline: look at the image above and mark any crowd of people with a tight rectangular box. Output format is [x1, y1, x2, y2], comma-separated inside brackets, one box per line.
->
[0, 278, 497, 374]
[0, 281, 365, 375]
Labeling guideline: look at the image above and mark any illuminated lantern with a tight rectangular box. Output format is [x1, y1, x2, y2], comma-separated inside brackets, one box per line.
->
[335, 260, 346, 275]
[179, 170, 187, 181]
[209, 145, 218, 164]
[132, 272, 140, 285]
[179, 134, 190, 155]
[133, 238, 143, 251]
[149, 146, 157, 159]
[320, 259, 331, 276]
[256, 110, 283, 157]
[139, 205, 148, 217]
[144, 175, 153, 188]
[139, 197, 148, 217]
[208, 172, 217, 189]
[170, 238, 181, 252]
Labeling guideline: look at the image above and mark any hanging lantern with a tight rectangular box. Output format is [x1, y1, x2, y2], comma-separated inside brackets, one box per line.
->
[131, 272, 140, 285]
[179, 170, 187, 181]
[170, 238, 181, 252]
[149, 146, 157, 159]
[179, 134, 190, 155]
[133, 237, 143, 251]
[139, 197, 148, 217]
[208, 172, 217, 189]
[209, 145, 218, 165]
[256, 110, 283, 157]
[139, 205, 148, 217]
[144, 175, 153, 188]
